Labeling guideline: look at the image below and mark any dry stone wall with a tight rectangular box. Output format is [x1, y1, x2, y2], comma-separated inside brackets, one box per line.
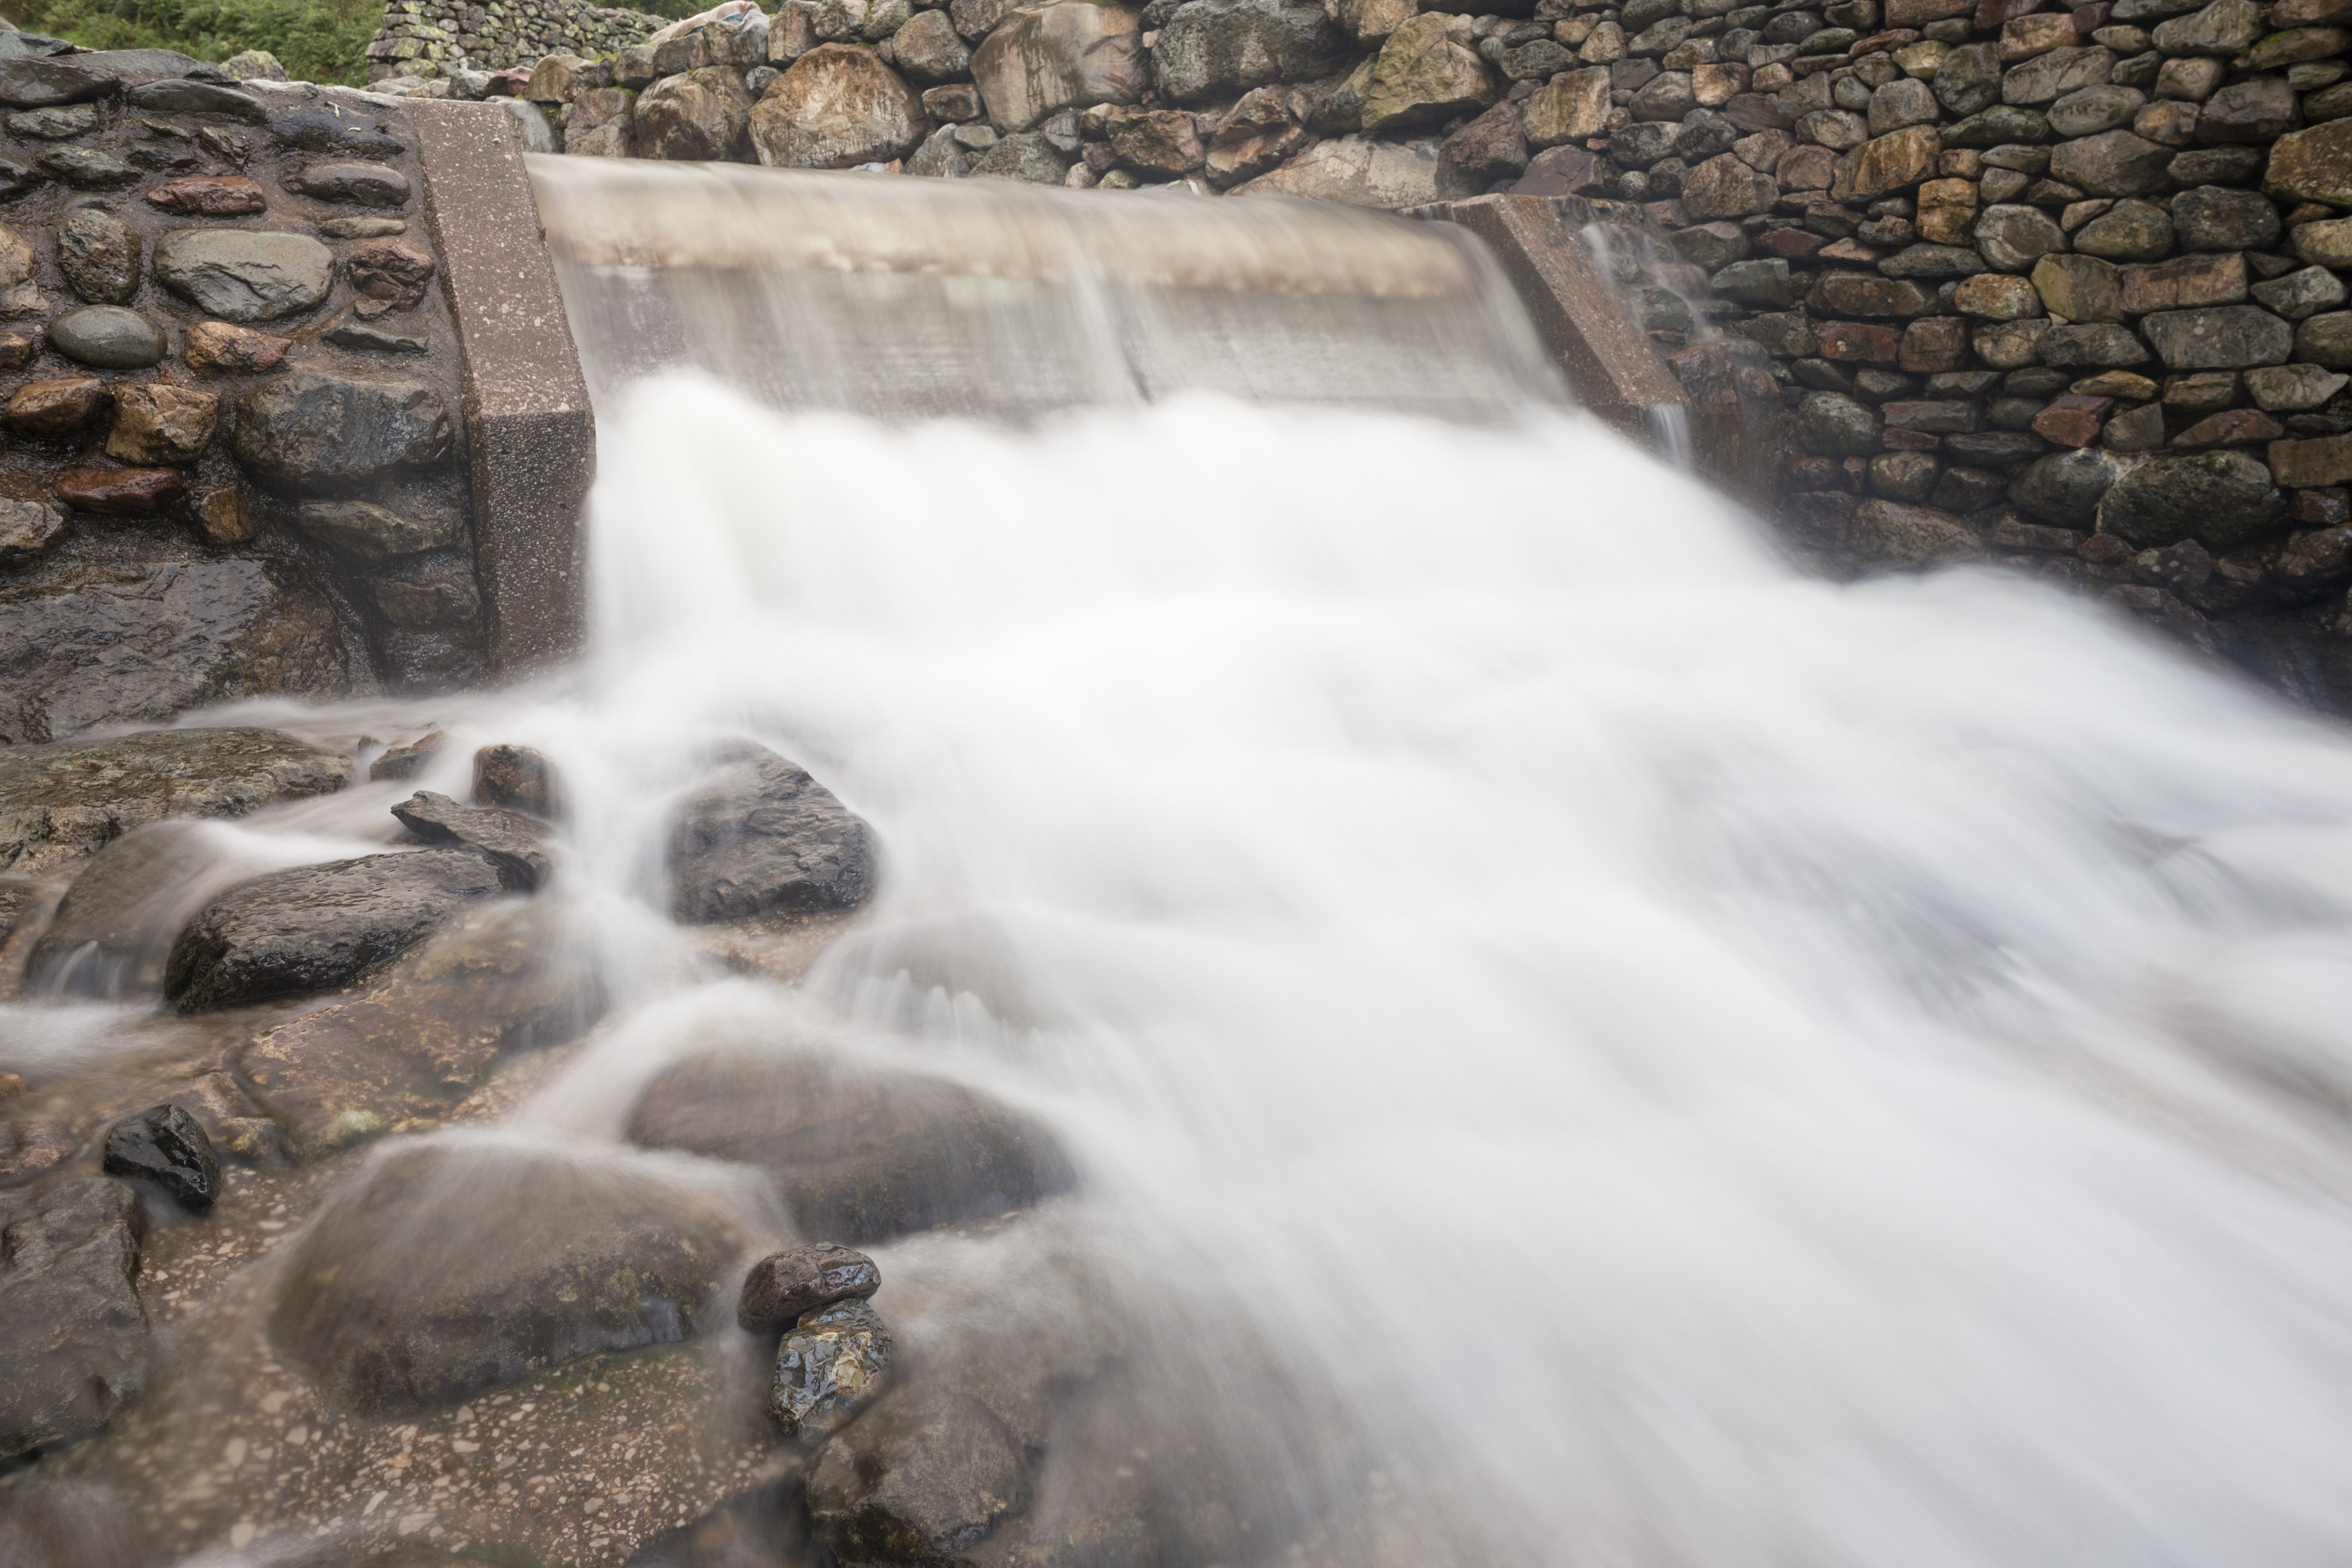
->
[364, 0, 669, 80]
[0, 47, 487, 742]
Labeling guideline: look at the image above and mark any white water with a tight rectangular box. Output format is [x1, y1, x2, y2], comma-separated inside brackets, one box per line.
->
[19, 377, 2352, 1564]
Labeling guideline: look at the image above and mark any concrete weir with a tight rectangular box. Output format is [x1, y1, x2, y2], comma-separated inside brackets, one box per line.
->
[413, 104, 597, 678]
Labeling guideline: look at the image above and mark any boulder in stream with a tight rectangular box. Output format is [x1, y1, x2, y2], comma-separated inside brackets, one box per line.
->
[627, 1047, 1074, 1242]
[101, 1102, 222, 1211]
[392, 790, 555, 891]
[268, 1139, 750, 1415]
[739, 1240, 882, 1332]
[772, 1296, 894, 1439]
[0, 1176, 149, 1458]
[666, 743, 876, 921]
[163, 846, 514, 1013]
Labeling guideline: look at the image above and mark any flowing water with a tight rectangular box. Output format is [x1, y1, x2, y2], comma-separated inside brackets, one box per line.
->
[10, 172, 2352, 1565]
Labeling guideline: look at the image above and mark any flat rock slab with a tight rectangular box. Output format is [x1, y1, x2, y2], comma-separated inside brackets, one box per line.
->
[0, 1176, 148, 1458]
[391, 789, 554, 891]
[26, 821, 261, 998]
[231, 900, 602, 1162]
[628, 1047, 1074, 1243]
[0, 561, 358, 752]
[0, 726, 350, 876]
[163, 846, 513, 1013]
[667, 743, 876, 922]
[268, 1139, 750, 1415]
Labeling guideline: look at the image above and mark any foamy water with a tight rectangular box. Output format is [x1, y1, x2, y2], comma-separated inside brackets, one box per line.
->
[16, 381, 2352, 1565]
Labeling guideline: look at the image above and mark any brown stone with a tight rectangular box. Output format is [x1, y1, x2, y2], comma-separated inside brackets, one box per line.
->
[2073, 370, 2158, 398]
[1523, 65, 1610, 147]
[1999, 11, 2076, 59]
[1756, 226, 1826, 258]
[2265, 119, 2352, 209]
[1831, 124, 1942, 200]
[1106, 107, 1205, 172]
[2269, 434, 2352, 487]
[2, 376, 109, 436]
[2173, 407, 2284, 447]
[2032, 394, 2111, 446]
[0, 332, 33, 369]
[1813, 271, 1937, 316]
[1955, 271, 2044, 318]
[2119, 252, 2246, 314]
[2290, 487, 2350, 524]
[1917, 176, 1979, 245]
[184, 319, 291, 372]
[1817, 319, 1907, 362]
[1682, 151, 1780, 218]
[144, 175, 266, 215]
[1887, 0, 1975, 23]
[104, 384, 220, 465]
[2033, 253, 2123, 322]
[198, 487, 260, 544]
[1901, 315, 1973, 371]
[346, 239, 437, 311]
[737, 1243, 882, 1333]
[55, 466, 187, 515]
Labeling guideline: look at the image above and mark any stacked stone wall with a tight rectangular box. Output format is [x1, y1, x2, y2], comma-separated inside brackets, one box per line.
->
[364, 0, 668, 80]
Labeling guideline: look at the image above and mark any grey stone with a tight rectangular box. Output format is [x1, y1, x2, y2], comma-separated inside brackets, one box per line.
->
[2295, 311, 2352, 369]
[2193, 74, 2297, 142]
[0, 567, 356, 750]
[2141, 304, 2294, 368]
[2167, 145, 2261, 185]
[971, 129, 1072, 181]
[123, 80, 267, 122]
[322, 321, 427, 354]
[0, 57, 113, 108]
[2009, 447, 2118, 523]
[57, 208, 140, 304]
[0, 728, 347, 874]
[390, 790, 555, 893]
[2150, 0, 2262, 58]
[2100, 450, 2285, 548]
[0, 1178, 147, 1458]
[498, 97, 558, 154]
[1974, 202, 2068, 270]
[667, 742, 876, 920]
[1360, 12, 1497, 132]
[805, 1385, 1028, 1566]
[282, 161, 411, 206]
[2047, 83, 2145, 137]
[152, 229, 333, 322]
[47, 306, 165, 369]
[163, 847, 512, 1013]
[293, 498, 455, 560]
[271, 105, 408, 159]
[1934, 41, 2000, 115]
[1844, 499, 1985, 566]
[0, 498, 64, 567]
[4, 102, 97, 137]
[1711, 257, 1794, 305]
[636, 65, 753, 160]
[628, 1047, 1075, 1243]
[893, 8, 974, 81]
[1944, 105, 2053, 146]
[101, 1103, 220, 1211]
[269, 1140, 747, 1415]
[35, 147, 139, 187]
[2246, 362, 2350, 411]
[1880, 243, 1990, 277]
[2001, 46, 2116, 107]
[2040, 322, 2154, 365]
[2072, 196, 2173, 259]
[1869, 449, 1942, 502]
[365, 551, 482, 632]
[773, 1298, 894, 1440]
[2251, 266, 2348, 321]
[1868, 75, 1939, 135]
[1153, 0, 1340, 104]
[2047, 129, 2172, 194]
[2171, 184, 2280, 251]
[1793, 389, 1882, 453]
[750, 47, 921, 166]
[232, 371, 453, 493]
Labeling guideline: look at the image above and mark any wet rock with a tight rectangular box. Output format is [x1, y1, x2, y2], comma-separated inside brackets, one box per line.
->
[364, 550, 481, 630]
[2101, 449, 2286, 547]
[1944, 104, 2052, 145]
[740, 1241, 882, 1332]
[2047, 129, 2171, 194]
[0, 498, 65, 566]
[1794, 389, 1883, 453]
[0, 728, 348, 872]
[3, 376, 111, 436]
[49, 306, 167, 369]
[346, 239, 435, 311]
[0, 1120, 77, 1187]
[152, 229, 333, 322]
[751, 46, 923, 166]
[667, 744, 874, 921]
[125, 78, 267, 121]
[637, 65, 755, 160]
[2009, 446, 2117, 522]
[101, 1103, 221, 1211]
[1208, 85, 1310, 183]
[58, 208, 141, 304]
[628, 1047, 1075, 1243]
[104, 383, 219, 465]
[164, 847, 512, 1013]
[370, 730, 447, 783]
[473, 743, 561, 818]
[391, 790, 554, 891]
[2141, 304, 2292, 369]
[268, 1139, 747, 1415]
[184, 319, 292, 372]
[231, 901, 599, 1161]
[274, 102, 409, 155]
[323, 320, 428, 354]
[144, 175, 266, 216]
[6, 102, 98, 137]
[1973, 201, 2066, 269]
[37, 147, 140, 188]
[0, 1482, 144, 1568]
[282, 161, 412, 207]
[1152, 0, 1339, 106]
[804, 1384, 1029, 1564]
[293, 497, 454, 559]
[55, 466, 186, 515]
[233, 371, 452, 493]
[2172, 183, 2281, 250]
[2072, 196, 2174, 258]
[0, 1177, 147, 1458]
[768, 1299, 897, 1454]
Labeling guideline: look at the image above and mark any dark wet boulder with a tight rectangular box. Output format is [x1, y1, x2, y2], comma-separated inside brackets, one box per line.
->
[231, 900, 603, 1161]
[392, 790, 554, 891]
[474, 742, 562, 817]
[805, 1384, 1029, 1563]
[0, 727, 350, 874]
[667, 744, 875, 922]
[772, 1297, 894, 1439]
[2100, 450, 2287, 549]
[0, 56, 116, 107]
[369, 730, 448, 782]
[0, 562, 358, 749]
[271, 104, 408, 158]
[123, 78, 267, 121]
[231, 370, 453, 493]
[268, 1139, 748, 1415]
[101, 1103, 221, 1211]
[628, 1047, 1075, 1243]
[740, 1241, 882, 1332]
[163, 847, 514, 1013]
[0, 1177, 148, 1458]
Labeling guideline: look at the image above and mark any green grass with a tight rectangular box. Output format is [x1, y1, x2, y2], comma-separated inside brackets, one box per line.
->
[8, 0, 720, 83]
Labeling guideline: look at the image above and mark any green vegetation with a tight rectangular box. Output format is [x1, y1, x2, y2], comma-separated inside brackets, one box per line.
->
[8, 0, 381, 83]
